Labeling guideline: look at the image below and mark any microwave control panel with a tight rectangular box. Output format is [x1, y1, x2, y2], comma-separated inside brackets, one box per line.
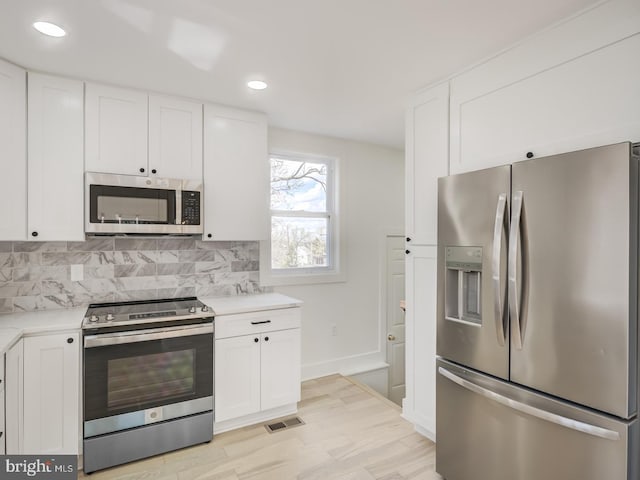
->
[181, 191, 201, 225]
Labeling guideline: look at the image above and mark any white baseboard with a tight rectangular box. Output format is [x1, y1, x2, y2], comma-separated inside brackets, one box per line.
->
[213, 403, 298, 434]
[401, 407, 436, 442]
[301, 351, 386, 380]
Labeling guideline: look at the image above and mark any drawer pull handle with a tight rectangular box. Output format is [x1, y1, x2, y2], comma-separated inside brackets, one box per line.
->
[251, 320, 272, 325]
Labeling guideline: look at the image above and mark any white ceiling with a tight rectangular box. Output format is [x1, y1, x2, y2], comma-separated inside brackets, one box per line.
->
[0, 0, 599, 149]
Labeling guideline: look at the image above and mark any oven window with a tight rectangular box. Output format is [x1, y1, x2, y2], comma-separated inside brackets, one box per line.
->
[107, 349, 195, 410]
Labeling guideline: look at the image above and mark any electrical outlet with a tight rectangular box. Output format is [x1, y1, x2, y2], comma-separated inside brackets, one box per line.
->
[70, 264, 83, 281]
[331, 324, 337, 336]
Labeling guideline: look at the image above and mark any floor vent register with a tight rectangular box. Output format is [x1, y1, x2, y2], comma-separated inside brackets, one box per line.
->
[265, 416, 305, 433]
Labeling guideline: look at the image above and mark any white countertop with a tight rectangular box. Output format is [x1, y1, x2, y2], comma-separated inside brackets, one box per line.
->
[0, 294, 302, 353]
[0, 306, 86, 353]
[201, 293, 303, 316]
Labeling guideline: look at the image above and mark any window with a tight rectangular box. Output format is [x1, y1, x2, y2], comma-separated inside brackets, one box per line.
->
[261, 152, 345, 285]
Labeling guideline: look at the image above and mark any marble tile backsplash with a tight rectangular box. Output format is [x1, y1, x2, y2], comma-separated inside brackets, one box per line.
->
[0, 237, 268, 314]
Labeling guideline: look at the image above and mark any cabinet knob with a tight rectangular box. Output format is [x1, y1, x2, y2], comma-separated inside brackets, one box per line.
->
[406, 237, 411, 242]
[67, 337, 74, 344]
[31, 231, 38, 237]
[151, 169, 157, 174]
[264, 336, 269, 342]
[207, 233, 212, 238]
[254, 337, 259, 343]
[388, 334, 396, 341]
[139, 167, 145, 173]
[526, 151, 534, 159]
[405, 249, 410, 255]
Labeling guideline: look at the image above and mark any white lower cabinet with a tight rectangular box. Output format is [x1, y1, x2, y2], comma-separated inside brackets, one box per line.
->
[0, 353, 6, 454]
[215, 334, 262, 421]
[403, 245, 437, 440]
[214, 307, 301, 431]
[260, 328, 301, 411]
[5, 339, 24, 454]
[4, 332, 80, 454]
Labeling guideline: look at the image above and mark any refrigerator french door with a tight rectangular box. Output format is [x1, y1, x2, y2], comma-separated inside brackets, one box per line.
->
[436, 142, 639, 480]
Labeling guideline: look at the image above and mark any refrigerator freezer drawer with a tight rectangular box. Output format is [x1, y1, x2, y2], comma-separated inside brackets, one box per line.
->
[436, 358, 638, 480]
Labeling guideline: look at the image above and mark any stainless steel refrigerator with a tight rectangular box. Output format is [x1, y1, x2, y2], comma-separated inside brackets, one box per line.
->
[436, 142, 640, 480]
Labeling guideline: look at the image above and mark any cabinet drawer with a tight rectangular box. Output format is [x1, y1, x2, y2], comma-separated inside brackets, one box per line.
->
[215, 308, 301, 339]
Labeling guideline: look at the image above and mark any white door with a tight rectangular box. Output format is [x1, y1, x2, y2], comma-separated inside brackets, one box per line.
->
[27, 73, 84, 241]
[148, 94, 203, 180]
[85, 83, 148, 176]
[386, 235, 406, 406]
[23, 332, 79, 454]
[260, 329, 301, 411]
[214, 335, 261, 421]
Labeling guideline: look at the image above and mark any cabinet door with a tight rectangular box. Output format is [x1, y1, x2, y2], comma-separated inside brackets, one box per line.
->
[28, 73, 84, 241]
[260, 329, 301, 411]
[85, 83, 148, 176]
[0, 59, 26, 240]
[450, 33, 640, 174]
[405, 82, 449, 245]
[23, 332, 79, 454]
[149, 95, 203, 180]
[214, 335, 261, 422]
[203, 105, 269, 240]
[5, 339, 24, 454]
[404, 245, 437, 439]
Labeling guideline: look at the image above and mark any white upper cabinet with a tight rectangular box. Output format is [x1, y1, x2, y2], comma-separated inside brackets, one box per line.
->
[148, 94, 203, 180]
[27, 73, 84, 241]
[405, 82, 449, 245]
[0, 59, 26, 241]
[449, 1, 640, 174]
[203, 105, 269, 241]
[85, 83, 148, 176]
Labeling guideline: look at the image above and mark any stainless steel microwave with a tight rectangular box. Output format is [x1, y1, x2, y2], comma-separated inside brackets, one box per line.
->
[85, 172, 203, 235]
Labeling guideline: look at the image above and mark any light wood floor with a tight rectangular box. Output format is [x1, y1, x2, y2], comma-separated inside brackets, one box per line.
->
[80, 375, 439, 480]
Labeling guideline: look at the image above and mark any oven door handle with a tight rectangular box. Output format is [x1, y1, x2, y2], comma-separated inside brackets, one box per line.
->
[84, 323, 213, 348]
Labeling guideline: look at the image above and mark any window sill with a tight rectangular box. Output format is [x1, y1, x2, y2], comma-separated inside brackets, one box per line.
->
[259, 269, 346, 287]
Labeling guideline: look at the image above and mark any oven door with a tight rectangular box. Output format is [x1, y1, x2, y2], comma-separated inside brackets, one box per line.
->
[83, 323, 213, 438]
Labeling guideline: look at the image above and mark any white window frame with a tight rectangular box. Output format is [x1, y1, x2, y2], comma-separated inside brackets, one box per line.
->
[260, 151, 346, 286]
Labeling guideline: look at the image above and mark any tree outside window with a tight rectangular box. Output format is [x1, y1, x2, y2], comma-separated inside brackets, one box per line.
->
[269, 154, 334, 272]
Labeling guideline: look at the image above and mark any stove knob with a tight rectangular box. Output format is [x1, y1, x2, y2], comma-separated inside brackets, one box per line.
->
[89, 314, 99, 323]
[189, 306, 197, 314]
[106, 313, 115, 321]
[201, 305, 209, 313]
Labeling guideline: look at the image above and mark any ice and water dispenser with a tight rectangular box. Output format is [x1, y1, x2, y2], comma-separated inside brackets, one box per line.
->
[445, 246, 483, 325]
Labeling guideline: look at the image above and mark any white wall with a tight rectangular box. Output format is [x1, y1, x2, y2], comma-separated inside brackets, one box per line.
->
[267, 127, 404, 380]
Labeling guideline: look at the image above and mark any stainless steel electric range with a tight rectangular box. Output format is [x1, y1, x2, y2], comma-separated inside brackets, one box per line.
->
[82, 297, 214, 473]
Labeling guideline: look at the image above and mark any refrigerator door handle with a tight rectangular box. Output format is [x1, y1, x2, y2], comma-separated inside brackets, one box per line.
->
[438, 366, 620, 441]
[492, 193, 508, 346]
[509, 190, 524, 349]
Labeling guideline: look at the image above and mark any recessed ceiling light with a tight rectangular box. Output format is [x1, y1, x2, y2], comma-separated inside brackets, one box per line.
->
[247, 80, 267, 90]
[33, 21, 66, 38]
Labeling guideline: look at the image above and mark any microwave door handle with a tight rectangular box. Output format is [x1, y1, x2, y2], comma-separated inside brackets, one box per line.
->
[491, 193, 508, 346]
